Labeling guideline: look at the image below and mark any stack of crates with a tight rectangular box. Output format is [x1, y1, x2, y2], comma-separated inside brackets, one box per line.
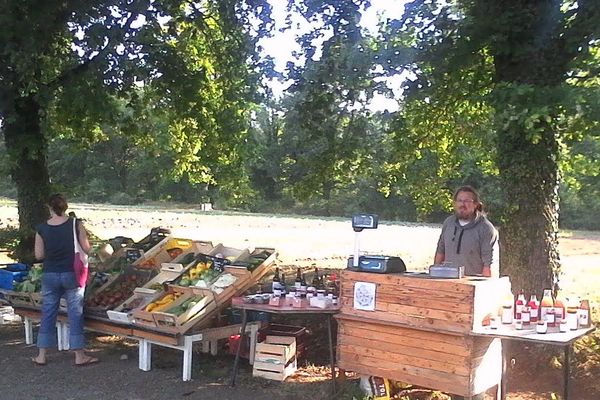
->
[252, 335, 297, 381]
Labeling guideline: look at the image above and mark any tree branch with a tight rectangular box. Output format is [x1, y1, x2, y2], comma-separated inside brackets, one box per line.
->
[45, 10, 140, 91]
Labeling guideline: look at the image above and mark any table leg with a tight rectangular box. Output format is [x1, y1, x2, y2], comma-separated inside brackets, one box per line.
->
[183, 336, 193, 382]
[139, 339, 152, 371]
[327, 314, 336, 396]
[230, 308, 248, 387]
[24, 317, 33, 345]
[500, 339, 507, 400]
[564, 344, 571, 400]
[56, 322, 64, 351]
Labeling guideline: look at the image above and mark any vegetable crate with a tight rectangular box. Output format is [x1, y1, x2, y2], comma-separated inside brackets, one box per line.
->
[4, 291, 40, 308]
[107, 288, 158, 324]
[133, 237, 195, 270]
[170, 241, 214, 266]
[253, 335, 297, 381]
[142, 263, 186, 291]
[84, 268, 156, 317]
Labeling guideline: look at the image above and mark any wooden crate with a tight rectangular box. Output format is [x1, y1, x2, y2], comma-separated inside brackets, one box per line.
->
[133, 237, 195, 270]
[253, 335, 297, 381]
[336, 315, 502, 397]
[340, 270, 510, 334]
[152, 290, 217, 334]
[5, 291, 39, 308]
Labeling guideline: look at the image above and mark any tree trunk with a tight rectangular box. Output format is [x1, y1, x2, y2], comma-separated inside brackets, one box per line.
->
[2, 95, 51, 262]
[495, 111, 560, 295]
[488, 0, 564, 295]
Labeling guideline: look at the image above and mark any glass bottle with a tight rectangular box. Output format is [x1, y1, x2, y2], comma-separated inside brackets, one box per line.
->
[295, 268, 302, 290]
[566, 296, 579, 330]
[528, 294, 540, 323]
[515, 291, 526, 319]
[272, 267, 281, 296]
[579, 299, 591, 328]
[280, 273, 287, 297]
[540, 289, 554, 322]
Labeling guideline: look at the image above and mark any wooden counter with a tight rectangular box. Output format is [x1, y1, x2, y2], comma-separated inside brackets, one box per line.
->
[337, 270, 509, 398]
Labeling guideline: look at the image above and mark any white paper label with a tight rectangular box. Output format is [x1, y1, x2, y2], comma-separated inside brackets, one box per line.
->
[353, 282, 376, 311]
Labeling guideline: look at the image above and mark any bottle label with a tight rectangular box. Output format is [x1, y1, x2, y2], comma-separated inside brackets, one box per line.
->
[530, 308, 539, 320]
[579, 310, 589, 326]
[515, 304, 524, 315]
[294, 282, 301, 290]
[501, 307, 513, 324]
[522, 311, 530, 324]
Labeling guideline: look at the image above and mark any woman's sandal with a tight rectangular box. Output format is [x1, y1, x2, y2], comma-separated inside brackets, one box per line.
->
[74, 356, 99, 367]
[31, 357, 47, 366]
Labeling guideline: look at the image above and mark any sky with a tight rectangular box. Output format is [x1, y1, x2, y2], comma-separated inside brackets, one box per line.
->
[260, 0, 410, 111]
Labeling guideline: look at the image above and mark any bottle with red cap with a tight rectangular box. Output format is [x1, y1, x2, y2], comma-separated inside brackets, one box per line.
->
[528, 294, 540, 323]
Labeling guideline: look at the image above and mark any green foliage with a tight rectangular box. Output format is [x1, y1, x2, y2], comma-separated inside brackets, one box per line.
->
[0, 226, 20, 256]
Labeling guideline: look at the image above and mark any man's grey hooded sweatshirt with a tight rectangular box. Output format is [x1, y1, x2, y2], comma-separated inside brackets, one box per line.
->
[435, 212, 499, 276]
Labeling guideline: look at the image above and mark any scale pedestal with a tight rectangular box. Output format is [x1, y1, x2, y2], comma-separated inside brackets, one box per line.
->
[347, 214, 406, 274]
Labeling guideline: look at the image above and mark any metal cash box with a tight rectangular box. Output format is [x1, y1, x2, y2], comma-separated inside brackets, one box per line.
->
[347, 255, 406, 274]
[429, 263, 465, 279]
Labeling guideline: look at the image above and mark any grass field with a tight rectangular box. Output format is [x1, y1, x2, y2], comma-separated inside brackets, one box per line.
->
[2, 200, 599, 399]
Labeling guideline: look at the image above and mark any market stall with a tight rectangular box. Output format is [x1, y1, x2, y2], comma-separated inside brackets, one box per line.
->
[2, 230, 279, 381]
[336, 269, 595, 399]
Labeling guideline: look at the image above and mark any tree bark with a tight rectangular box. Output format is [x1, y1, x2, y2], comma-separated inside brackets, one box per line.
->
[2, 94, 51, 261]
[488, 0, 564, 295]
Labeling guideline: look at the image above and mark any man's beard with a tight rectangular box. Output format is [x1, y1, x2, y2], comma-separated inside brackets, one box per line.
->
[455, 209, 475, 220]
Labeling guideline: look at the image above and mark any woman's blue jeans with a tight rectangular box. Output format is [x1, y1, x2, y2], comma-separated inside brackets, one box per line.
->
[37, 272, 86, 350]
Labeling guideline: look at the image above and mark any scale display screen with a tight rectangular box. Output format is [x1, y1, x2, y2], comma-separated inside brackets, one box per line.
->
[352, 214, 378, 230]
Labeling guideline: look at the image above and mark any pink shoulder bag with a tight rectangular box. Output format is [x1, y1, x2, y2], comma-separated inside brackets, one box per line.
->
[72, 218, 89, 287]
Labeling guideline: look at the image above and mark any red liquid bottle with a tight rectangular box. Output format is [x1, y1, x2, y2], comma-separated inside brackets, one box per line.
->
[528, 294, 540, 323]
[515, 291, 526, 319]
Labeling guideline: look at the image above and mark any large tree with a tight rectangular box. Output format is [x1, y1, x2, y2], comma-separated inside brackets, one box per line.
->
[382, 0, 600, 293]
[0, 0, 271, 258]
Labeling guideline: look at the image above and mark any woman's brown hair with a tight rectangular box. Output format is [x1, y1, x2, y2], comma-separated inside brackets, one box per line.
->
[48, 193, 68, 216]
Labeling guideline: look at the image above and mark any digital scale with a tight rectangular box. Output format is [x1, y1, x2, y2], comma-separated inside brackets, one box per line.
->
[347, 214, 406, 274]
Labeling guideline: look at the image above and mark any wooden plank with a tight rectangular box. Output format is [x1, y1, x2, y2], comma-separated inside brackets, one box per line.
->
[341, 270, 476, 295]
[340, 299, 471, 334]
[340, 287, 473, 313]
[338, 343, 469, 377]
[338, 334, 471, 369]
[338, 327, 471, 362]
[131, 328, 180, 345]
[337, 349, 469, 395]
[341, 281, 475, 304]
[84, 319, 133, 337]
[335, 314, 469, 345]
[335, 360, 469, 397]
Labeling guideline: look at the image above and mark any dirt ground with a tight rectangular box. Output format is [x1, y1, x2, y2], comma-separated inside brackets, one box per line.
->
[1, 202, 599, 400]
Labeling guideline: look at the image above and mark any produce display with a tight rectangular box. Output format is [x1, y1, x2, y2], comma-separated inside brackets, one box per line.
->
[164, 295, 205, 317]
[210, 273, 238, 294]
[144, 291, 184, 312]
[85, 273, 148, 309]
[12, 264, 42, 293]
[176, 260, 220, 288]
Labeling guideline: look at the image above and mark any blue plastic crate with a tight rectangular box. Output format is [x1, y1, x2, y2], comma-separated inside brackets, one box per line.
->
[0, 269, 29, 290]
[2, 263, 28, 272]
